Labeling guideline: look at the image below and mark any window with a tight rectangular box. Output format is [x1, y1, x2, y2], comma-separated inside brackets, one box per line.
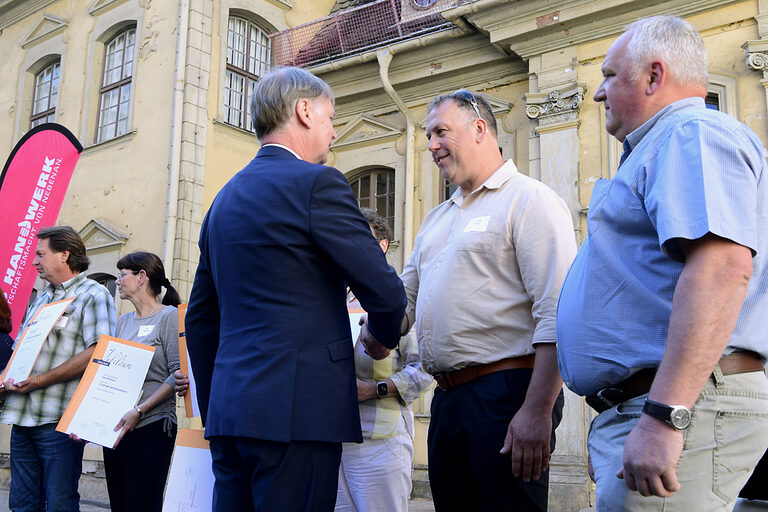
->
[97, 27, 135, 142]
[224, 16, 271, 131]
[705, 92, 720, 111]
[442, 179, 458, 202]
[30, 61, 60, 128]
[349, 169, 395, 233]
[88, 272, 117, 297]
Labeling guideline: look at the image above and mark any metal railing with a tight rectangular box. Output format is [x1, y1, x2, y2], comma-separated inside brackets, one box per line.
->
[270, 0, 467, 68]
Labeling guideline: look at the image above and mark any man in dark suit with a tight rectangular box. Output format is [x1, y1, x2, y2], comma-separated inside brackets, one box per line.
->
[185, 66, 407, 512]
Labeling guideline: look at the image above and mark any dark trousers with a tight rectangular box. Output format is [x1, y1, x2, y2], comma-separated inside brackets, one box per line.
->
[209, 436, 342, 512]
[428, 369, 564, 512]
[102, 420, 177, 512]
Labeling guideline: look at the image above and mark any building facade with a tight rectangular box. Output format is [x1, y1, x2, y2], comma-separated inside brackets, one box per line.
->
[1, 0, 767, 508]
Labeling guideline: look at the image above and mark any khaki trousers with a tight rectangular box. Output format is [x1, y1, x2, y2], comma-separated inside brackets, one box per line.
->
[589, 369, 768, 512]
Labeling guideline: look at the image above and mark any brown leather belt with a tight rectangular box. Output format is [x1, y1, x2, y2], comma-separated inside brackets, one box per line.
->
[585, 351, 765, 414]
[434, 355, 535, 391]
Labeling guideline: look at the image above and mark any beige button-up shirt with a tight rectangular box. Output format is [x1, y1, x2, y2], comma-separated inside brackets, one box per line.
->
[400, 160, 576, 375]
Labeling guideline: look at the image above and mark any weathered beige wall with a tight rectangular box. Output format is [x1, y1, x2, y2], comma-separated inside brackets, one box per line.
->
[1, 0, 179, 285]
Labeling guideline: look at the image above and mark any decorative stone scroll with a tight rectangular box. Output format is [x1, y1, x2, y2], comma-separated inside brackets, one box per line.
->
[524, 83, 586, 120]
[742, 41, 768, 72]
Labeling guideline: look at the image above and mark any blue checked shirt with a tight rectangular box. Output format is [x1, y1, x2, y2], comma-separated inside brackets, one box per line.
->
[0, 273, 117, 426]
[557, 97, 768, 397]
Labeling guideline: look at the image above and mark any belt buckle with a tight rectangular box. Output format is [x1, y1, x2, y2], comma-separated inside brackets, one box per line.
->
[586, 387, 623, 413]
[435, 373, 449, 391]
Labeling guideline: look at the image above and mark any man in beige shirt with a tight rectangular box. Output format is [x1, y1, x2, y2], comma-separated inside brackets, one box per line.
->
[400, 90, 576, 511]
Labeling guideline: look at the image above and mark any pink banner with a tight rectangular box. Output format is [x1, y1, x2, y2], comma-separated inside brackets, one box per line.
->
[0, 123, 82, 338]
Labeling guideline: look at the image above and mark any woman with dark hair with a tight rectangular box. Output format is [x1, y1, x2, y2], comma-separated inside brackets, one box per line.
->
[0, 294, 14, 370]
[104, 251, 185, 512]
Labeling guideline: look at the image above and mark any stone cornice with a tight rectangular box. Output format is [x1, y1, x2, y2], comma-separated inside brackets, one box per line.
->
[462, 0, 747, 60]
[524, 83, 585, 120]
[0, 0, 57, 31]
[742, 40, 768, 71]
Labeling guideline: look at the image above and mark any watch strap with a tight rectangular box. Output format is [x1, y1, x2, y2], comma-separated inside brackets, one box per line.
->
[643, 399, 690, 429]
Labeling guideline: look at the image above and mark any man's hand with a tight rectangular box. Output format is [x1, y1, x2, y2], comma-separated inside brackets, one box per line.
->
[174, 370, 189, 396]
[617, 414, 683, 497]
[358, 316, 390, 360]
[356, 379, 377, 401]
[2, 375, 44, 394]
[500, 403, 553, 482]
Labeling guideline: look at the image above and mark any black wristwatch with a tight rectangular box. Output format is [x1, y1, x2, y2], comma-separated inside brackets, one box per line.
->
[642, 399, 691, 430]
[376, 381, 388, 398]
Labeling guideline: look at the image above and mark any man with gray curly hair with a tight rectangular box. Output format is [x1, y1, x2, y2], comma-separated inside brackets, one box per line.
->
[186, 66, 406, 512]
[557, 15, 768, 511]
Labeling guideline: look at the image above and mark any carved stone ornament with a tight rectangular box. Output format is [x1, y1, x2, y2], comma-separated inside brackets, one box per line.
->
[742, 41, 768, 72]
[747, 52, 768, 71]
[524, 83, 585, 120]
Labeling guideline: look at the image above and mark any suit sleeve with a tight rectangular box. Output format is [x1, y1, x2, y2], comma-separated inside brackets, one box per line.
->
[185, 210, 220, 426]
[309, 168, 406, 348]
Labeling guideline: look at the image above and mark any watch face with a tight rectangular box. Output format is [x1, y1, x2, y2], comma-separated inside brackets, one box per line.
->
[377, 382, 388, 397]
[670, 407, 691, 429]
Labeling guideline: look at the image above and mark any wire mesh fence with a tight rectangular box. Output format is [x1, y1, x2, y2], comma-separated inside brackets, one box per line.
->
[270, 0, 471, 68]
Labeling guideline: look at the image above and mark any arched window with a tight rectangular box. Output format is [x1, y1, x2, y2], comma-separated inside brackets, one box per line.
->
[224, 15, 271, 131]
[88, 272, 117, 297]
[97, 27, 136, 142]
[30, 61, 60, 128]
[442, 178, 457, 202]
[348, 168, 395, 233]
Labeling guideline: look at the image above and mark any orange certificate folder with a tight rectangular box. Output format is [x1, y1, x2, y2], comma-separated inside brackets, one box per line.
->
[56, 334, 156, 448]
[162, 428, 213, 512]
[177, 303, 199, 418]
[1, 297, 75, 383]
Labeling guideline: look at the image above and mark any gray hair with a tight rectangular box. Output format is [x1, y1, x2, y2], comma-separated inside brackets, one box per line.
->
[249, 66, 334, 139]
[625, 15, 708, 87]
[427, 90, 498, 139]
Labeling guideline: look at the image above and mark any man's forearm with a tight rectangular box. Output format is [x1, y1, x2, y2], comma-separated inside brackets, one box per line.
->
[649, 235, 752, 408]
[522, 344, 562, 412]
[37, 344, 96, 388]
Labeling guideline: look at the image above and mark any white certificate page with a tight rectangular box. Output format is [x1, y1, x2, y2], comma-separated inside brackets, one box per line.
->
[57, 335, 155, 448]
[162, 429, 214, 512]
[3, 297, 75, 383]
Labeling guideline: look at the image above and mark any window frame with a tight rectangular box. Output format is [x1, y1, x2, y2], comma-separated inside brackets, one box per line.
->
[224, 15, 271, 132]
[348, 168, 396, 233]
[96, 26, 136, 143]
[30, 60, 61, 129]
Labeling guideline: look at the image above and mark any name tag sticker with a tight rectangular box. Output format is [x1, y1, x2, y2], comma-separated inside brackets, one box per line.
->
[463, 216, 490, 233]
[53, 316, 69, 330]
[138, 325, 155, 337]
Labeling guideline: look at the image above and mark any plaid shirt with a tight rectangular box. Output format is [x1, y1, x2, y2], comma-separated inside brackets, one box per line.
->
[354, 329, 433, 439]
[0, 273, 117, 427]
[350, 290, 433, 439]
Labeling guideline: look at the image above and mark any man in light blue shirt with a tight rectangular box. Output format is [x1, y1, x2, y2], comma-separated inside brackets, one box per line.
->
[557, 15, 768, 511]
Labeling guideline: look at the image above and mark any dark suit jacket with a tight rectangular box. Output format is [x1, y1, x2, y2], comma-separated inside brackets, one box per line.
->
[186, 145, 406, 443]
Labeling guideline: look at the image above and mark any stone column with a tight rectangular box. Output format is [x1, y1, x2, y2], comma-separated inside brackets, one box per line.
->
[172, 0, 213, 299]
[524, 83, 585, 239]
[525, 81, 594, 510]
